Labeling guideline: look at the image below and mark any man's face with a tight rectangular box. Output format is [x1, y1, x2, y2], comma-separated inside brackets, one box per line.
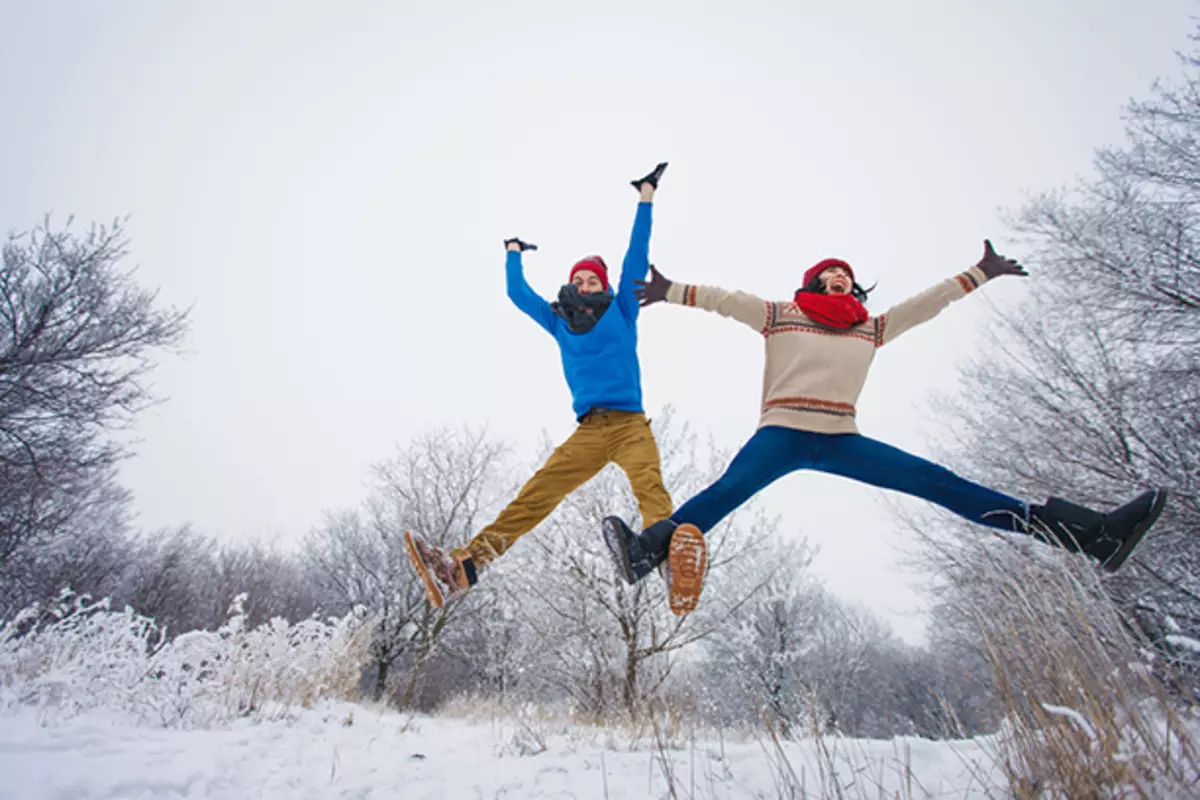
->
[572, 270, 605, 295]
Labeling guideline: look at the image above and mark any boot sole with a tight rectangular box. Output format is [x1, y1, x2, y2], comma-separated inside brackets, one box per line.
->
[602, 517, 637, 584]
[404, 531, 446, 608]
[1104, 489, 1168, 573]
[668, 524, 707, 616]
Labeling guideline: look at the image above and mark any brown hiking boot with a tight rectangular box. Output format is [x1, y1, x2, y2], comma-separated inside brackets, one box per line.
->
[404, 531, 473, 608]
[664, 524, 707, 616]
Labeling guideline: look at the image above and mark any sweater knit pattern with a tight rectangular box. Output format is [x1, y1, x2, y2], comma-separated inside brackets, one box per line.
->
[666, 266, 989, 434]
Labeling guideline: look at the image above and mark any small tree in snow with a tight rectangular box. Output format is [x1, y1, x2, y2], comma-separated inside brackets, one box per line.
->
[305, 425, 511, 706]
[479, 409, 780, 720]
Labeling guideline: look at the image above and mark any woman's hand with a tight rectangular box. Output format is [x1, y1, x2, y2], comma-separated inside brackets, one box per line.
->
[977, 239, 1027, 279]
[634, 264, 673, 307]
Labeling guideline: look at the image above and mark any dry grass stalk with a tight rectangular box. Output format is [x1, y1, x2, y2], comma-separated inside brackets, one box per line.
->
[961, 539, 1200, 798]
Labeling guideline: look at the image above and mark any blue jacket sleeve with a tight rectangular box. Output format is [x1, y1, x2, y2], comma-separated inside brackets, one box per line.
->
[616, 202, 653, 322]
[505, 250, 557, 334]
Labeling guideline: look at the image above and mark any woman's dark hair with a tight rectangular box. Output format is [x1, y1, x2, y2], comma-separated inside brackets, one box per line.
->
[796, 275, 875, 304]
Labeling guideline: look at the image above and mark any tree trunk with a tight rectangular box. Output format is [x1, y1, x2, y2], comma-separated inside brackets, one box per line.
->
[624, 647, 638, 719]
[372, 658, 390, 702]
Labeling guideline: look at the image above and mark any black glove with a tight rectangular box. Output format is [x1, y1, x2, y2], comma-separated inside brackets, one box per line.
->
[504, 237, 538, 252]
[634, 264, 673, 307]
[976, 239, 1027, 279]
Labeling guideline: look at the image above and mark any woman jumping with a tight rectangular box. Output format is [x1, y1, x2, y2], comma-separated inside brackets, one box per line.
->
[602, 243, 1168, 609]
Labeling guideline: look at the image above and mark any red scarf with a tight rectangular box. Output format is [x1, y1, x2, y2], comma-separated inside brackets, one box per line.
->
[792, 291, 869, 330]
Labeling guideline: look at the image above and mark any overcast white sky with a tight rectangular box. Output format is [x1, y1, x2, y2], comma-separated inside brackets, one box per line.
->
[2, 0, 1194, 642]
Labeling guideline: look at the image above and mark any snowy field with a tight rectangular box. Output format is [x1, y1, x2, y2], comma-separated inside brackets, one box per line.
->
[0, 702, 1006, 799]
[5, 595, 1195, 797]
[0, 594, 1011, 798]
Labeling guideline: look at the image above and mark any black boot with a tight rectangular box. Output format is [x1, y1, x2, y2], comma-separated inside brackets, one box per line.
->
[639, 517, 677, 559]
[1028, 489, 1168, 572]
[1093, 489, 1168, 572]
[1028, 497, 1103, 554]
[631, 161, 668, 191]
[602, 516, 673, 583]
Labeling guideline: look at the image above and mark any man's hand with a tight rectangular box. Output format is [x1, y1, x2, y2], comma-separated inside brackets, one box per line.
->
[631, 161, 668, 191]
[977, 239, 1027, 279]
[504, 237, 538, 253]
[634, 264, 673, 307]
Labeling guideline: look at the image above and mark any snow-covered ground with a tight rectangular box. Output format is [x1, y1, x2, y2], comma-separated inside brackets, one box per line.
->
[0, 702, 1005, 799]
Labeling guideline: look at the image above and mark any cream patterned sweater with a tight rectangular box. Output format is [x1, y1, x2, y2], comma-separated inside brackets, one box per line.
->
[665, 267, 991, 434]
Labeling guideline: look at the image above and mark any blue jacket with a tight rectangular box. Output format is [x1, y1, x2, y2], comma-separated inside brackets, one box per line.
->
[506, 202, 653, 420]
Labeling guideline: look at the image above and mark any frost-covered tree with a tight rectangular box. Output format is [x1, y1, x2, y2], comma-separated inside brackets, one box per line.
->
[699, 536, 820, 734]
[921, 26, 1200, 670]
[118, 526, 217, 634]
[305, 425, 511, 705]
[465, 409, 782, 720]
[204, 537, 318, 630]
[0, 216, 187, 613]
[699, 535, 983, 739]
[0, 473, 131, 617]
[104, 526, 317, 636]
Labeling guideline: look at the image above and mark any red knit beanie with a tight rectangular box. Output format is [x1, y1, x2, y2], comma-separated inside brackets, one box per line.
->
[569, 256, 610, 290]
[802, 258, 855, 287]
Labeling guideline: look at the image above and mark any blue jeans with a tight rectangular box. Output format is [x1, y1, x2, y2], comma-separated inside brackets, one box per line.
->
[670, 426, 1028, 535]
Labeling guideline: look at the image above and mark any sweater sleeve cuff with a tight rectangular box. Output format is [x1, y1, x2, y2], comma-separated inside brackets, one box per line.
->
[954, 266, 989, 295]
[665, 282, 694, 305]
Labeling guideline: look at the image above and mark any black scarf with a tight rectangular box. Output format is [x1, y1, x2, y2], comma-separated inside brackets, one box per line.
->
[551, 284, 614, 333]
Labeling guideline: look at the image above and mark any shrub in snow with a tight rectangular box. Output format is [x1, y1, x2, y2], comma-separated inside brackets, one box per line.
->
[0, 590, 370, 729]
[942, 540, 1200, 798]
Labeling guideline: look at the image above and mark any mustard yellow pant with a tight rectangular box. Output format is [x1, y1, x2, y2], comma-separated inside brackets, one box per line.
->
[453, 410, 672, 568]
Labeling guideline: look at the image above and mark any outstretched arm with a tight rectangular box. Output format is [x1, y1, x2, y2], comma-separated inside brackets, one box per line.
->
[504, 240, 557, 335]
[616, 183, 657, 320]
[616, 163, 667, 321]
[637, 264, 770, 332]
[874, 239, 1026, 346]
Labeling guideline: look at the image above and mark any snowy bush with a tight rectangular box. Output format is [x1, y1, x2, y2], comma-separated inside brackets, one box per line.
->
[0, 589, 371, 728]
[928, 538, 1200, 798]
